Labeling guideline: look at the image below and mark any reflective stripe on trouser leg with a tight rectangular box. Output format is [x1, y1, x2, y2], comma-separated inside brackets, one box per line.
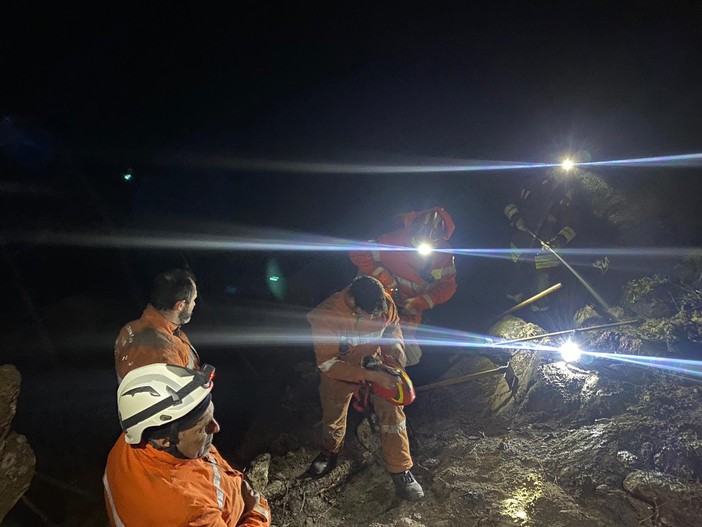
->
[319, 374, 356, 454]
[371, 393, 412, 473]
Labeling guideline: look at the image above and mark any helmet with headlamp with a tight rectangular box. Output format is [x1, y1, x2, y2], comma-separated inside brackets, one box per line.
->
[410, 210, 447, 249]
[118, 363, 215, 444]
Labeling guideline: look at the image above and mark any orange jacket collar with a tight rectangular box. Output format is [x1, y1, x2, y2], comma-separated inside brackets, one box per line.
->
[142, 304, 180, 334]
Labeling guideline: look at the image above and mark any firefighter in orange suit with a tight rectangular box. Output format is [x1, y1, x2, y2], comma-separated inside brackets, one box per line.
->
[350, 208, 457, 364]
[104, 363, 271, 527]
[305, 276, 424, 500]
[114, 268, 200, 382]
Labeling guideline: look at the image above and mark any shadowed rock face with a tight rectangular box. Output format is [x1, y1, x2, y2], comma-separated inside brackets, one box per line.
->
[0, 365, 35, 522]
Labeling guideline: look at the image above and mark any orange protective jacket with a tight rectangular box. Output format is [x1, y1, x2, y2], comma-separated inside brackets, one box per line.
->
[350, 208, 457, 315]
[114, 304, 200, 381]
[104, 437, 271, 527]
[307, 287, 406, 382]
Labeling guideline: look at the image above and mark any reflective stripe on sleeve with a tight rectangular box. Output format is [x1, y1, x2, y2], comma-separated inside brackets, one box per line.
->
[372, 266, 385, 277]
[381, 419, 407, 434]
[371, 250, 381, 262]
[103, 473, 126, 527]
[207, 455, 224, 510]
[421, 294, 434, 309]
[206, 456, 225, 510]
[396, 276, 421, 292]
[318, 357, 340, 372]
[254, 502, 271, 521]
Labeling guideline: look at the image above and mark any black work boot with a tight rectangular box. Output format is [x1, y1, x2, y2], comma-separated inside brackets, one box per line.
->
[306, 451, 338, 479]
[391, 470, 424, 501]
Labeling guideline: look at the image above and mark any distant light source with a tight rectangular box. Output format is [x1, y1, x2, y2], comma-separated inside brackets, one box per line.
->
[559, 340, 582, 363]
[561, 158, 574, 171]
[266, 257, 285, 300]
[123, 169, 133, 182]
[416, 243, 433, 256]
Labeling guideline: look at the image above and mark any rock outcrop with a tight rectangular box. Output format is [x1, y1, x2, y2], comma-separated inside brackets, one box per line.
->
[0, 365, 35, 522]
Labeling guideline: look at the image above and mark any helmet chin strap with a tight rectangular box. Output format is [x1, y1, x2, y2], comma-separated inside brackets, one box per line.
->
[167, 422, 189, 458]
[149, 422, 189, 459]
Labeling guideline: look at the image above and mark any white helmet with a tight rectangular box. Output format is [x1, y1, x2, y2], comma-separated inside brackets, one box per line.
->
[117, 363, 215, 444]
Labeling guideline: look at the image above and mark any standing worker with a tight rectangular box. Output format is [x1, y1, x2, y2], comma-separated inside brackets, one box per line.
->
[504, 169, 577, 312]
[350, 207, 457, 365]
[103, 363, 271, 526]
[114, 268, 200, 382]
[305, 276, 424, 501]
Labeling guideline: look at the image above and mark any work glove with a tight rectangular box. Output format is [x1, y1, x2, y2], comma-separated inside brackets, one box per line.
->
[403, 296, 429, 316]
[514, 217, 529, 233]
[382, 344, 407, 369]
[241, 479, 263, 512]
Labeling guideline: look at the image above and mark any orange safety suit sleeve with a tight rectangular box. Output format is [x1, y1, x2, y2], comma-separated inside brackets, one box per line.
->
[308, 313, 369, 383]
[188, 501, 271, 527]
[380, 299, 406, 367]
[405, 253, 457, 311]
[188, 509, 261, 527]
[425, 261, 457, 306]
[349, 249, 397, 288]
[187, 457, 271, 527]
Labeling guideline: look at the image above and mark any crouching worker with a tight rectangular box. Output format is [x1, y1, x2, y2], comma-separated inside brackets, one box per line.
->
[103, 363, 271, 527]
[306, 276, 424, 501]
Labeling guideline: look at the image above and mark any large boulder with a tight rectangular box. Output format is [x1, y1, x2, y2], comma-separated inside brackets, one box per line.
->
[623, 470, 702, 527]
[0, 365, 35, 522]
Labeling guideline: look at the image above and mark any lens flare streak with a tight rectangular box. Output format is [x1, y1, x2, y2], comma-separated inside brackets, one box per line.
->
[580, 152, 702, 168]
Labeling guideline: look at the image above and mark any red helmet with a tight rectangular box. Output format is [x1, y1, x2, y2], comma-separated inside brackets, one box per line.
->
[411, 210, 447, 243]
[371, 368, 416, 407]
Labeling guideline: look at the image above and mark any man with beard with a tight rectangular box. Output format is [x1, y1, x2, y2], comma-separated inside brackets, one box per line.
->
[104, 363, 271, 526]
[114, 268, 201, 382]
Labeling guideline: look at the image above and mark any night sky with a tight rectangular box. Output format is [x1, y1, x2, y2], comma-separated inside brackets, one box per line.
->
[4, 4, 702, 161]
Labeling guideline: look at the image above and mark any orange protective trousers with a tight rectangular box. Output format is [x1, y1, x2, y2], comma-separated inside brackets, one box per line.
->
[319, 374, 412, 474]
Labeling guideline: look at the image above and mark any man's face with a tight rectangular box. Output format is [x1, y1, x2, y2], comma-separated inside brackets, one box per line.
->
[176, 401, 220, 459]
[178, 282, 198, 325]
[351, 299, 387, 320]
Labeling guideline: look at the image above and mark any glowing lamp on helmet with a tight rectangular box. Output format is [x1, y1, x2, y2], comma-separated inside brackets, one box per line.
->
[416, 242, 434, 256]
[561, 158, 574, 171]
[559, 340, 582, 363]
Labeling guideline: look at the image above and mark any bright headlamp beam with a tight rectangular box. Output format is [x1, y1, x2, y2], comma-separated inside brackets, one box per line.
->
[559, 340, 582, 363]
[3, 230, 701, 266]
[416, 243, 433, 255]
[561, 159, 574, 171]
[579, 152, 702, 168]
[61, 312, 702, 381]
[158, 153, 556, 174]
[156, 150, 702, 176]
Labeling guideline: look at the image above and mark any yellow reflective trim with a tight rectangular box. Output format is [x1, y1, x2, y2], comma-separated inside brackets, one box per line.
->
[504, 204, 519, 219]
[510, 242, 521, 263]
[559, 226, 576, 242]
